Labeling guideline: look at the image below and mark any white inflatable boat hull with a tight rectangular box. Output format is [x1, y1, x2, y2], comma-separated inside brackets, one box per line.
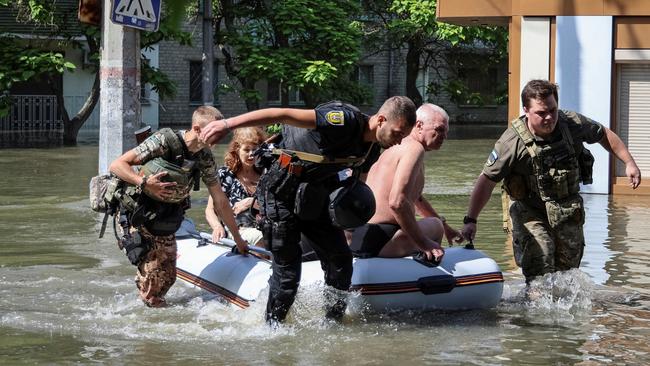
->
[175, 226, 503, 311]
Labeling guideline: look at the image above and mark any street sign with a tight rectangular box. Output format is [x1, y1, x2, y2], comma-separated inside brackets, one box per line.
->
[110, 0, 162, 32]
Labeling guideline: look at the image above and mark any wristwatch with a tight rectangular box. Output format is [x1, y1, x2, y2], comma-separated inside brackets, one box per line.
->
[463, 215, 477, 225]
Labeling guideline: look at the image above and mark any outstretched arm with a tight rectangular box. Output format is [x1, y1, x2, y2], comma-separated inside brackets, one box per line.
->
[599, 127, 641, 189]
[461, 173, 498, 242]
[415, 195, 463, 245]
[200, 108, 317, 144]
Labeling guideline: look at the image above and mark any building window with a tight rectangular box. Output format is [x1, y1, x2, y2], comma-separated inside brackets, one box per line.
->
[353, 65, 374, 87]
[456, 67, 498, 106]
[267, 79, 304, 105]
[446, 51, 506, 106]
[141, 84, 150, 105]
[189, 60, 218, 104]
[351, 65, 374, 105]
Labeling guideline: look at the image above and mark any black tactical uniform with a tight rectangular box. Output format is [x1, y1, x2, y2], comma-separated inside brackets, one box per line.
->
[257, 101, 376, 322]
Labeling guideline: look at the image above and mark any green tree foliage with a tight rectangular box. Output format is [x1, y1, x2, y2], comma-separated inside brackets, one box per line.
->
[361, 0, 507, 107]
[0, 38, 75, 116]
[0, 0, 192, 145]
[216, 0, 367, 109]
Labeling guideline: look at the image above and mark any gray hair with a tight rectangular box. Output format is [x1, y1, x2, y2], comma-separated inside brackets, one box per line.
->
[417, 103, 449, 124]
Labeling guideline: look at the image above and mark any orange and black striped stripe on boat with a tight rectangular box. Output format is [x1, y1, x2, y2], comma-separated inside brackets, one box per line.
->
[350, 272, 503, 296]
[176, 268, 251, 308]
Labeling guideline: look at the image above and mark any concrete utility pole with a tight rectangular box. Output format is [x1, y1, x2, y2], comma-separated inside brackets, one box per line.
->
[202, 0, 215, 106]
[98, 0, 141, 174]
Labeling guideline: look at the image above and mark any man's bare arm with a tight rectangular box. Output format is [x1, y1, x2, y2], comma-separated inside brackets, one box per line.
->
[415, 195, 462, 244]
[109, 149, 176, 201]
[388, 151, 440, 252]
[109, 150, 143, 186]
[461, 173, 498, 241]
[598, 127, 641, 189]
[201, 108, 317, 144]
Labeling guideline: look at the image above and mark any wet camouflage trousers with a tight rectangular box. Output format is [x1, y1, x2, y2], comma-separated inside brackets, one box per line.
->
[510, 195, 585, 282]
[134, 228, 177, 307]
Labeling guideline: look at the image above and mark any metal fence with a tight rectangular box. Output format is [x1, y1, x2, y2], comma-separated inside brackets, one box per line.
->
[0, 95, 63, 132]
[0, 95, 64, 147]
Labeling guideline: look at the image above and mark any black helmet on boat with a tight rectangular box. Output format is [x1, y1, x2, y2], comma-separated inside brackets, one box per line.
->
[328, 179, 376, 229]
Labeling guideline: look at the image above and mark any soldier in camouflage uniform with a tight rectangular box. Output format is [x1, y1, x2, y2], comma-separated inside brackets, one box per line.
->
[461, 79, 641, 283]
[110, 106, 249, 307]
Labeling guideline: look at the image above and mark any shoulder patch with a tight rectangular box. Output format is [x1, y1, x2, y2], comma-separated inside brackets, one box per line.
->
[485, 149, 498, 166]
[325, 110, 345, 126]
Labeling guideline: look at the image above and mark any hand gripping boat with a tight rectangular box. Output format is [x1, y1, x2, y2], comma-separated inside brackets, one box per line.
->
[175, 220, 504, 311]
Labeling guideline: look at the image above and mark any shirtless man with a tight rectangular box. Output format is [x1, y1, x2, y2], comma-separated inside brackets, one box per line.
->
[350, 104, 462, 262]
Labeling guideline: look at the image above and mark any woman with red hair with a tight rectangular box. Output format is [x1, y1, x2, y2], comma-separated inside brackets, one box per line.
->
[205, 127, 268, 247]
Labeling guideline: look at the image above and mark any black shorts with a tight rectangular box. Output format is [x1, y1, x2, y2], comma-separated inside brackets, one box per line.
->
[349, 223, 400, 258]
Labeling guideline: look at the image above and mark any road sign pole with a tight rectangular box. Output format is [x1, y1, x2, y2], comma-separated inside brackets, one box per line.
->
[98, 0, 141, 174]
[202, 0, 214, 106]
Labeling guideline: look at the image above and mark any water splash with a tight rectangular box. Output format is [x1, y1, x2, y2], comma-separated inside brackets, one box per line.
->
[525, 269, 594, 312]
[500, 269, 594, 323]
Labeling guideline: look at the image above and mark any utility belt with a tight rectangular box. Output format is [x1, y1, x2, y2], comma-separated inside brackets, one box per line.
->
[273, 148, 367, 167]
[263, 149, 363, 222]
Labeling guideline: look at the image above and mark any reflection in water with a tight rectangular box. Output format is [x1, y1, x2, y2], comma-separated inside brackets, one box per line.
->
[1, 142, 650, 364]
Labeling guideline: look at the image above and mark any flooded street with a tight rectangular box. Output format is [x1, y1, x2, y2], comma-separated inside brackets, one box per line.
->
[1, 140, 649, 365]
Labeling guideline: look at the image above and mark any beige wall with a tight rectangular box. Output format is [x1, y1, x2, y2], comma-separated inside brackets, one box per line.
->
[615, 17, 650, 49]
[438, 0, 650, 24]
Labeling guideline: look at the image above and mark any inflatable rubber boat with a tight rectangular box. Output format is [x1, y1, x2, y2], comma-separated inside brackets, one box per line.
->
[175, 220, 504, 311]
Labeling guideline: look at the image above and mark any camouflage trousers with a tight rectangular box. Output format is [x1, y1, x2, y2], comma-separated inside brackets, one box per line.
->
[135, 227, 177, 307]
[510, 195, 585, 282]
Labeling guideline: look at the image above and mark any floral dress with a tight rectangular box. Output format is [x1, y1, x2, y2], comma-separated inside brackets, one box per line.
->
[217, 166, 257, 227]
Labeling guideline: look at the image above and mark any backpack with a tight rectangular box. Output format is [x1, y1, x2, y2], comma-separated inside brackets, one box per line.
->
[88, 173, 123, 238]
[89, 174, 119, 213]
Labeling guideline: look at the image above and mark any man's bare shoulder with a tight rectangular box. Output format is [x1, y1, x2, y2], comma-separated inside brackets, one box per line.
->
[383, 138, 424, 160]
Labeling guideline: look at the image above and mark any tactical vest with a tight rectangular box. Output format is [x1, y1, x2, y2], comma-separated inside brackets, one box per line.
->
[140, 157, 198, 204]
[508, 118, 581, 202]
[105, 129, 199, 210]
[138, 128, 200, 202]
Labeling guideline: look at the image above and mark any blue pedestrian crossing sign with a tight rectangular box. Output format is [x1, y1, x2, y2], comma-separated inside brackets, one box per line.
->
[111, 0, 162, 32]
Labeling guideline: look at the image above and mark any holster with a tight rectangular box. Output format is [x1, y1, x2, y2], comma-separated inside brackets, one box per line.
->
[265, 156, 303, 203]
[121, 231, 150, 266]
[578, 148, 595, 185]
[117, 211, 150, 266]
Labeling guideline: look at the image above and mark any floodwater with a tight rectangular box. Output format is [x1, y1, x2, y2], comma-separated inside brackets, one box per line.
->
[1, 139, 650, 365]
